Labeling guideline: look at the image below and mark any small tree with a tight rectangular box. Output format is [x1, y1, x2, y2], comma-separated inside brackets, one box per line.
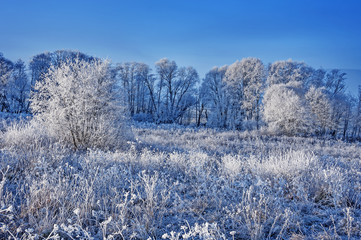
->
[30, 58, 130, 150]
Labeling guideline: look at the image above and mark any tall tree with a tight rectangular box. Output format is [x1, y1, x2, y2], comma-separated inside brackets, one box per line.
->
[0, 53, 14, 112]
[306, 68, 326, 88]
[117, 62, 138, 116]
[137, 63, 156, 118]
[225, 58, 265, 129]
[267, 60, 312, 87]
[305, 86, 332, 135]
[352, 86, 361, 139]
[154, 58, 199, 123]
[325, 69, 348, 137]
[325, 69, 346, 96]
[29, 52, 52, 88]
[200, 66, 228, 128]
[9, 59, 30, 113]
[169, 66, 199, 122]
[223, 61, 244, 129]
[155, 58, 178, 122]
[29, 50, 96, 90]
[117, 62, 154, 119]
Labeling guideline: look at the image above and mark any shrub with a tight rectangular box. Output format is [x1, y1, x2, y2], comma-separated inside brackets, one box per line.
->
[30, 58, 131, 150]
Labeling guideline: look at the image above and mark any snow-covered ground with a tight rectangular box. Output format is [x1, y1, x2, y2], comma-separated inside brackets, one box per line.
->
[0, 122, 360, 239]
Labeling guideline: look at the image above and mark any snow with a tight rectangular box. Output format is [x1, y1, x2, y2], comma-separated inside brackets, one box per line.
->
[1, 52, 361, 239]
[0, 121, 360, 239]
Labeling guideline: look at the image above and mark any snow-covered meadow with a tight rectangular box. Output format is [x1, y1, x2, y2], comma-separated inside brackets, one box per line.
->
[1, 0, 361, 238]
[1, 119, 360, 239]
[0, 52, 361, 239]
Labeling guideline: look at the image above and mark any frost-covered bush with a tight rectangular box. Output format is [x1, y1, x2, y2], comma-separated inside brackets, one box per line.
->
[30, 58, 131, 150]
[1, 119, 51, 152]
[263, 81, 314, 135]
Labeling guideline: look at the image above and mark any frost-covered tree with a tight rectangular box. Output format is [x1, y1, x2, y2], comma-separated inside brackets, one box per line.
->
[29, 50, 95, 90]
[305, 86, 332, 135]
[195, 80, 212, 127]
[140, 65, 157, 118]
[30, 58, 130, 150]
[0, 53, 14, 112]
[267, 60, 312, 86]
[324, 69, 349, 137]
[263, 81, 313, 135]
[50, 50, 95, 68]
[351, 86, 361, 139]
[340, 94, 354, 139]
[29, 52, 52, 88]
[306, 68, 326, 88]
[239, 58, 265, 127]
[326, 69, 346, 97]
[154, 58, 198, 123]
[155, 58, 178, 122]
[266, 64, 353, 138]
[223, 61, 244, 129]
[8, 59, 30, 113]
[224, 58, 265, 129]
[170, 66, 199, 122]
[264, 60, 341, 136]
[117, 62, 152, 117]
[200, 66, 228, 128]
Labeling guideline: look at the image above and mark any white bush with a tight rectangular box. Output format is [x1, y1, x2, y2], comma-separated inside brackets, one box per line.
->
[263, 81, 313, 135]
[2, 119, 50, 151]
[30, 58, 131, 150]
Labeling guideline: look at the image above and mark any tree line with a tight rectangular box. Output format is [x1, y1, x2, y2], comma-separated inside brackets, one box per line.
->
[1, 50, 361, 140]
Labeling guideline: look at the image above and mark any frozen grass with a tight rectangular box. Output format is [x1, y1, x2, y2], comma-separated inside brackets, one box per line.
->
[0, 122, 360, 239]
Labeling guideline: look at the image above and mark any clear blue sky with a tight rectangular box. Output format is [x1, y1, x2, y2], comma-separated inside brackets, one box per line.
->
[1, 0, 361, 80]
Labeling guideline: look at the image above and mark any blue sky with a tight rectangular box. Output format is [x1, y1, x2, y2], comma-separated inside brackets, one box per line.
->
[1, 0, 361, 85]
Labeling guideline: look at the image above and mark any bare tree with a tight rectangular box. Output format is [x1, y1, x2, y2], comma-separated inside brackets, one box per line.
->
[154, 58, 198, 123]
[155, 58, 177, 122]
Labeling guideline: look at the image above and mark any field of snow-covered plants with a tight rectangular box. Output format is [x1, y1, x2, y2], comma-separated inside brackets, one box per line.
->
[0, 120, 361, 239]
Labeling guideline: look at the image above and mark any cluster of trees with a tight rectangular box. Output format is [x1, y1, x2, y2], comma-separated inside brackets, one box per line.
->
[0, 53, 29, 113]
[0, 51, 95, 114]
[1, 50, 361, 140]
[263, 62, 353, 138]
[199, 58, 265, 129]
[199, 59, 361, 140]
[116, 59, 199, 123]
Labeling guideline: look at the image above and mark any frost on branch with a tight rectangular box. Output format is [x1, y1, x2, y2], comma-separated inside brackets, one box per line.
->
[30, 58, 130, 150]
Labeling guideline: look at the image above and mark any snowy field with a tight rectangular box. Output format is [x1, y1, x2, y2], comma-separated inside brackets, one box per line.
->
[1, 121, 360, 239]
[1, 0, 361, 238]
